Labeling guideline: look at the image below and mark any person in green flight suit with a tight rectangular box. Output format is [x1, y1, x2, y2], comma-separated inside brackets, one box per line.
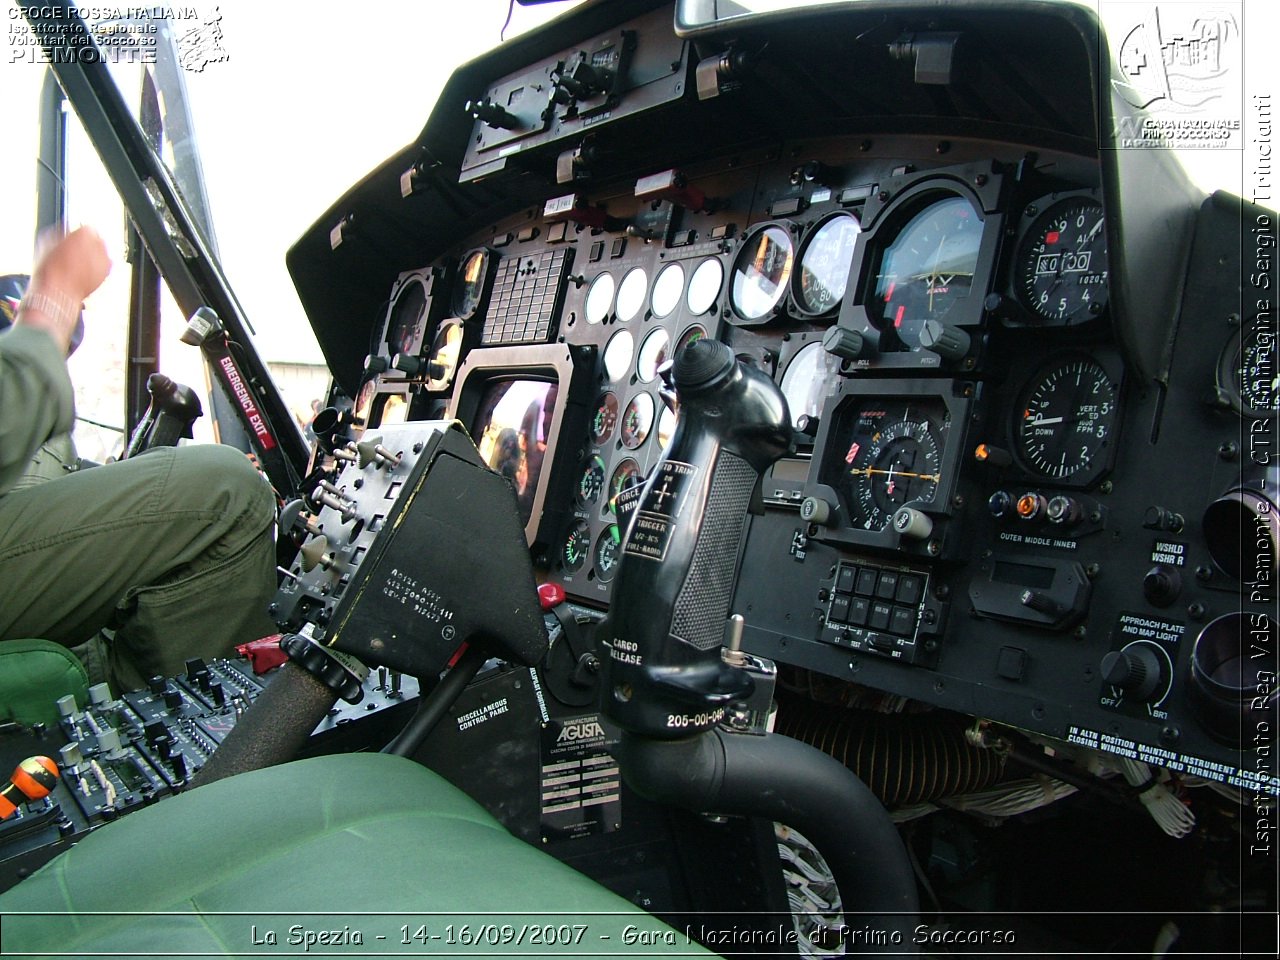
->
[0, 226, 279, 694]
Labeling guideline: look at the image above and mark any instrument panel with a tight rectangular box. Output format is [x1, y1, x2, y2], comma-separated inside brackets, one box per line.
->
[325, 14, 1274, 804]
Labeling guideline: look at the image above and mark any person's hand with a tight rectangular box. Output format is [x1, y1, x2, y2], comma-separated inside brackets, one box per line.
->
[17, 226, 111, 353]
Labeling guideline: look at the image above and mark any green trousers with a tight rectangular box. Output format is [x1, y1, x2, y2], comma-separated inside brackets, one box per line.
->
[0, 444, 277, 693]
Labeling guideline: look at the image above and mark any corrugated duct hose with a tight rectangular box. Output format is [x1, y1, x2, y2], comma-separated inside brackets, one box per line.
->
[772, 694, 1007, 807]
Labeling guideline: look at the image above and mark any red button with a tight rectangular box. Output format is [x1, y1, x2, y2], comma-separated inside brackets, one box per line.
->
[537, 582, 566, 610]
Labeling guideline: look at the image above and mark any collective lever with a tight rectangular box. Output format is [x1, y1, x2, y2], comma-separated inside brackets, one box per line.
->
[0, 757, 59, 820]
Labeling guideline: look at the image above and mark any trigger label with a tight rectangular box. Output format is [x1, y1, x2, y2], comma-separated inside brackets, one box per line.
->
[624, 460, 699, 562]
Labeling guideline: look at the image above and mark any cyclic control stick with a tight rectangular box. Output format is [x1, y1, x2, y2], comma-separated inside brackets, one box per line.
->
[599, 338, 792, 736]
[600, 339, 920, 948]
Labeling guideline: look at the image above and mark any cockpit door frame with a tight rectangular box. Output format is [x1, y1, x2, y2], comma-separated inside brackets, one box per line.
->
[18, 0, 309, 496]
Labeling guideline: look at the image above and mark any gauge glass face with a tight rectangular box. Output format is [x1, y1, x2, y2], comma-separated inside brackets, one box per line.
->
[869, 196, 982, 350]
[607, 458, 641, 518]
[651, 262, 685, 319]
[603, 330, 635, 382]
[621, 393, 656, 449]
[578, 454, 607, 506]
[637, 328, 671, 383]
[676, 324, 707, 357]
[425, 320, 464, 391]
[616, 268, 649, 322]
[780, 341, 842, 429]
[1017, 198, 1109, 324]
[594, 525, 622, 582]
[562, 521, 591, 573]
[585, 272, 615, 324]
[731, 225, 794, 321]
[453, 249, 490, 319]
[1015, 357, 1119, 482]
[1221, 327, 1279, 417]
[386, 278, 427, 354]
[658, 404, 677, 450]
[354, 380, 377, 425]
[591, 392, 619, 443]
[797, 214, 861, 314]
[827, 398, 949, 531]
[687, 258, 724, 315]
[381, 393, 409, 425]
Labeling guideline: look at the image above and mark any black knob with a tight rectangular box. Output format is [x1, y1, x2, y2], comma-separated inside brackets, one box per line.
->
[162, 686, 182, 711]
[1101, 646, 1163, 701]
[794, 414, 820, 439]
[1142, 565, 1181, 607]
[363, 354, 388, 375]
[466, 97, 518, 129]
[1020, 589, 1061, 616]
[988, 490, 1013, 519]
[918, 319, 971, 362]
[209, 681, 226, 708]
[147, 676, 166, 696]
[391, 353, 423, 376]
[822, 326, 867, 361]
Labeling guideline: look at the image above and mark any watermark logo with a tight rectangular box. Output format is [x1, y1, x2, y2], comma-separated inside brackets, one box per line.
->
[1108, 3, 1243, 149]
[6, 5, 227, 70]
[176, 5, 228, 73]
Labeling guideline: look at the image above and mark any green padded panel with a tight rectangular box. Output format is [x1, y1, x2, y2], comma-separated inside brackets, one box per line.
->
[0, 639, 87, 726]
[0, 753, 713, 959]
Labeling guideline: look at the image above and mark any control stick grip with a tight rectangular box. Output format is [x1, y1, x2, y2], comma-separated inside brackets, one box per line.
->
[600, 340, 791, 738]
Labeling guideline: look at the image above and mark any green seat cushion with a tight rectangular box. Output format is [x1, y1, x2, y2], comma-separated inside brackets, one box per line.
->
[0, 639, 87, 726]
[0, 753, 710, 959]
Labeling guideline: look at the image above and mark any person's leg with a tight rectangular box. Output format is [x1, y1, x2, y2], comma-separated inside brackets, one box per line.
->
[0, 444, 277, 691]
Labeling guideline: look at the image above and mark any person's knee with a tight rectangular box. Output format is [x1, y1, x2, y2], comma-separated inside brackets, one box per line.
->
[162, 444, 275, 531]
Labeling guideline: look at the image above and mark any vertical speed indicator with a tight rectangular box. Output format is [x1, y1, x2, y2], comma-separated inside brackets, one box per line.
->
[1015, 356, 1119, 483]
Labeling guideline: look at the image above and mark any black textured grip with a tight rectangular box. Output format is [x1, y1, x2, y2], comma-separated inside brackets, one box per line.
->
[671, 452, 757, 650]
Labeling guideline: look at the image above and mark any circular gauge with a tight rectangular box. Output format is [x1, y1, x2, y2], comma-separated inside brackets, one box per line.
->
[594, 525, 622, 582]
[687, 258, 724, 315]
[637, 328, 671, 383]
[425, 319, 464, 391]
[386, 278, 427, 354]
[869, 195, 983, 350]
[795, 213, 861, 315]
[354, 379, 377, 426]
[591, 392, 620, 443]
[834, 405, 946, 530]
[621, 393, 656, 449]
[676, 324, 707, 358]
[603, 330, 635, 382]
[780, 341, 842, 429]
[585, 272, 615, 324]
[1015, 356, 1120, 482]
[382, 393, 409, 425]
[616, 267, 649, 322]
[658, 404, 677, 450]
[453, 249, 491, 320]
[578, 455, 607, 506]
[731, 225, 794, 323]
[651, 262, 685, 319]
[1218, 326, 1278, 418]
[562, 521, 591, 573]
[1017, 198, 1109, 324]
[607, 458, 641, 517]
